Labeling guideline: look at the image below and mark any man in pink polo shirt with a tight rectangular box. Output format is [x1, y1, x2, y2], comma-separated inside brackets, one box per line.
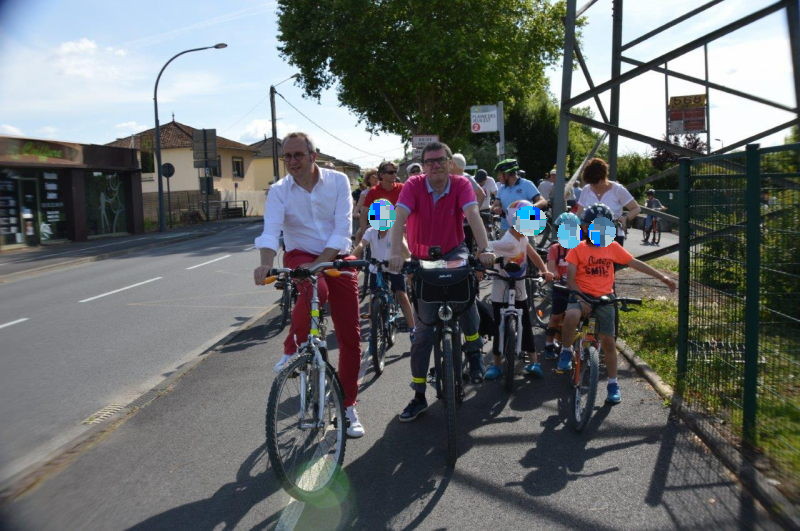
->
[388, 141, 496, 422]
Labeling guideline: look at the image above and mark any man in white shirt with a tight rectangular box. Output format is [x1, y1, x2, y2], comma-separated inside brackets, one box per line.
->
[474, 169, 497, 211]
[253, 131, 365, 438]
[538, 169, 556, 203]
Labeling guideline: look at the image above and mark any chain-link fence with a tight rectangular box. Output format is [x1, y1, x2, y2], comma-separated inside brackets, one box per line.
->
[677, 143, 800, 501]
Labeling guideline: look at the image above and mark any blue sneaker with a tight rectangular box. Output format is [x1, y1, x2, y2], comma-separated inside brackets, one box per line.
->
[606, 383, 622, 404]
[543, 344, 558, 360]
[522, 362, 543, 378]
[484, 365, 502, 380]
[557, 349, 573, 371]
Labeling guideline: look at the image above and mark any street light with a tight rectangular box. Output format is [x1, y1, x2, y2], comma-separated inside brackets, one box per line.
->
[715, 138, 724, 149]
[153, 43, 227, 232]
[270, 74, 299, 183]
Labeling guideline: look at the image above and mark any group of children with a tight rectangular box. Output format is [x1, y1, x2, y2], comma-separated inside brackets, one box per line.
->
[353, 195, 676, 405]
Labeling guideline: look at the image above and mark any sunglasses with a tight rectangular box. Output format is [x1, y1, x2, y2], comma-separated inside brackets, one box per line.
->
[382, 169, 397, 175]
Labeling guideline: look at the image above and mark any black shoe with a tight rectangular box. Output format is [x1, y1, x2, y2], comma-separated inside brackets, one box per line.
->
[468, 354, 484, 384]
[399, 397, 428, 422]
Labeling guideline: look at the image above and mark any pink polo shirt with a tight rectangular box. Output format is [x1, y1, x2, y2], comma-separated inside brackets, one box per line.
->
[396, 174, 477, 258]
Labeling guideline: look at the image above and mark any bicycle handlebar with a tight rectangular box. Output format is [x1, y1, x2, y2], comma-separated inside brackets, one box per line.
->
[552, 283, 642, 306]
[261, 259, 369, 285]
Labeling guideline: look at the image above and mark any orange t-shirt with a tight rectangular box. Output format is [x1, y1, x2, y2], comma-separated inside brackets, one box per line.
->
[565, 241, 633, 297]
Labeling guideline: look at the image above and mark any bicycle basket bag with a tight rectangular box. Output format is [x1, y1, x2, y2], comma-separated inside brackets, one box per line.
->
[415, 267, 474, 305]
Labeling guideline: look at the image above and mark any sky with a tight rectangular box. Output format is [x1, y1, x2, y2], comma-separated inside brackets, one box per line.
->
[0, 0, 795, 170]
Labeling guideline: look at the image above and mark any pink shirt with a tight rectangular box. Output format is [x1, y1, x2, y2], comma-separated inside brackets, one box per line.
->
[396, 174, 477, 258]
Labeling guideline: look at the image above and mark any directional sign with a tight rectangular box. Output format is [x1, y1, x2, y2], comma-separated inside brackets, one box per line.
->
[192, 129, 217, 168]
[411, 134, 439, 159]
[470, 105, 498, 133]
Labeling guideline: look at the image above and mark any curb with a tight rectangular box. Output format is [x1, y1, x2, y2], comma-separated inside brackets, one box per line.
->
[0, 300, 279, 505]
[616, 339, 800, 530]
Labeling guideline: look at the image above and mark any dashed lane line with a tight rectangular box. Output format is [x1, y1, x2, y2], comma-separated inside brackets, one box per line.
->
[0, 318, 29, 330]
[78, 277, 163, 303]
[185, 255, 231, 270]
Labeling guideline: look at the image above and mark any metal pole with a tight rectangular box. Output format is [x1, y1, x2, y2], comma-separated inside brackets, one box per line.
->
[665, 62, 670, 140]
[743, 143, 761, 448]
[705, 44, 711, 154]
[676, 156, 691, 401]
[153, 44, 226, 232]
[271, 85, 279, 183]
[554, 0, 577, 219]
[608, 0, 623, 181]
[204, 128, 210, 221]
[167, 176, 172, 228]
[497, 100, 505, 160]
[786, 0, 800, 116]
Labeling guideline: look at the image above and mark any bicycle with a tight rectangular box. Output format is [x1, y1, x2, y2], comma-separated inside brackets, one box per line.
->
[651, 216, 661, 245]
[406, 248, 479, 467]
[359, 245, 372, 301]
[553, 284, 641, 431]
[527, 274, 552, 328]
[366, 258, 402, 376]
[263, 259, 368, 501]
[480, 210, 501, 241]
[484, 262, 541, 393]
[278, 277, 297, 330]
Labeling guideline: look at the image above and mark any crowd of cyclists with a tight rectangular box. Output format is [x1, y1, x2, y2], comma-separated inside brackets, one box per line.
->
[254, 131, 675, 439]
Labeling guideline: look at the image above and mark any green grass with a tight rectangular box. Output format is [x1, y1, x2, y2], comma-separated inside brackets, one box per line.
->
[644, 257, 679, 273]
[618, 298, 679, 387]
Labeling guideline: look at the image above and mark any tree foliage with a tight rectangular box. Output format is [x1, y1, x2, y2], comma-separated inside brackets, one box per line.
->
[651, 133, 708, 170]
[276, 0, 566, 142]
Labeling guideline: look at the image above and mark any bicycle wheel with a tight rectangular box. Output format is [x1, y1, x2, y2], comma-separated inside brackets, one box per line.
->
[653, 220, 661, 245]
[369, 297, 387, 376]
[530, 281, 552, 328]
[279, 282, 292, 329]
[503, 315, 517, 393]
[441, 331, 458, 467]
[266, 354, 347, 501]
[386, 303, 398, 349]
[569, 345, 599, 432]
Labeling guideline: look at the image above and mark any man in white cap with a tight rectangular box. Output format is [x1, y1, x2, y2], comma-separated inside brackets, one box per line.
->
[405, 162, 422, 181]
[538, 168, 557, 203]
[451, 153, 485, 205]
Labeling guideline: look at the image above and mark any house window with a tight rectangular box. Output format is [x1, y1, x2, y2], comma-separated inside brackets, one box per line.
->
[232, 157, 244, 178]
[212, 155, 222, 177]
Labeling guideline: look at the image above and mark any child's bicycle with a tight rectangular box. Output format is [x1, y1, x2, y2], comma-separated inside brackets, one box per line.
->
[484, 262, 542, 393]
[262, 259, 368, 501]
[553, 284, 641, 431]
[365, 258, 402, 376]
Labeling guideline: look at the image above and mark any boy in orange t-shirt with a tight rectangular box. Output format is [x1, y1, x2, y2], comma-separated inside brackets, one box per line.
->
[559, 203, 676, 404]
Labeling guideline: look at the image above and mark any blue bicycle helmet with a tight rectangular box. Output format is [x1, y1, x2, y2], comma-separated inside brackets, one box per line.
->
[581, 203, 614, 225]
[554, 212, 581, 227]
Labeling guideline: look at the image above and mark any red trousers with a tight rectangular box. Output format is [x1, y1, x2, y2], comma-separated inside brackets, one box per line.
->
[283, 249, 362, 407]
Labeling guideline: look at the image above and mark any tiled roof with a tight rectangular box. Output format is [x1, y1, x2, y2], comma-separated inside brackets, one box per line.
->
[106, 120, 256, 152]
[249, 137, 283, 158]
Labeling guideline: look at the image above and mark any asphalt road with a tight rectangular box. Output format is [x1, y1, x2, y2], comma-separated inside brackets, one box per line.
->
[0, 220, 278, 482]
[4, 293, 778, 529]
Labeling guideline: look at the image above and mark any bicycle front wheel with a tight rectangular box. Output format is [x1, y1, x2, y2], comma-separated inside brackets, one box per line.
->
[265, 354, 347, 501]
[569, 346, 599, 432]
[441, 332, 458, 467]
[530, 281, 552, 328]
[503, 316, 517, 393]
[369, 297, 387, 376]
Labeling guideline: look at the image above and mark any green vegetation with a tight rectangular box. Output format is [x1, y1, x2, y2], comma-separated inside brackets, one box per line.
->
[646, 257, 679, 273]
[618, 298, 679, 388]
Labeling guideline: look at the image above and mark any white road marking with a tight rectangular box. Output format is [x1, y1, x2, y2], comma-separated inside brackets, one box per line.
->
[185, 254, 231, 270]
[243, 245, 255, 251]
[79, 277, 163, 303]
[0, 318, 29, 329]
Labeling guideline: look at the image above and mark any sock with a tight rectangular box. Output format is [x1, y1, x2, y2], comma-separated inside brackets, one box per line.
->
[608, 377, 618, 385]
[415, 391, 426, 402]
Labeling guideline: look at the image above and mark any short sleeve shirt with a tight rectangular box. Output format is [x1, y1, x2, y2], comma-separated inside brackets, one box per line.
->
[547, 242, 569, 282]
[489, 230, 530, 303]
[578, 182, 634, 236]
[479, 176, 498, 210]
[565, 240, 633, 297]
[364, 182, 403, 207]
[497, 178, 541, 229]
[396, 174, 477, 258]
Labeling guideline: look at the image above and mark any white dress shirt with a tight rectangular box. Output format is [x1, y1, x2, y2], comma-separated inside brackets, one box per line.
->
[255, 167, 352, 255]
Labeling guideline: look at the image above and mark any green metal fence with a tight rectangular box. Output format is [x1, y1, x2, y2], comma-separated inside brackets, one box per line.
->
[677, 143, 800, 500]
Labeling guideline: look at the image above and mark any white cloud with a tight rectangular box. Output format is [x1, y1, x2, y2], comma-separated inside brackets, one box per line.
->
[0, 124, 24, 136]
[37, 126, 58, 138]
[235, 119, 300, 144]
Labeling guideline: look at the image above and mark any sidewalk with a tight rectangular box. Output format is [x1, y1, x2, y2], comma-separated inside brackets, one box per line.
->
[0, 217, 262, 283]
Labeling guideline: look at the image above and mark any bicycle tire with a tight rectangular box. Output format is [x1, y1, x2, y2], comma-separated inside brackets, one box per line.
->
[280, 282, 292, 329]
[441, 331, 458, 467]
[530, 281, 552, 328]
[369, 297, 387, 376]
[569, 345, 599, 432]
[386, 303, 398, 349]
[266, 353, 347, 501]
[503, 315, 517, 393]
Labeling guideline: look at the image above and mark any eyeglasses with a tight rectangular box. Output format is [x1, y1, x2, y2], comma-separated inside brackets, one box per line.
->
[282, 152, 308, 161]
[382, 170, 397, 175]
[422, 156, 449, 166]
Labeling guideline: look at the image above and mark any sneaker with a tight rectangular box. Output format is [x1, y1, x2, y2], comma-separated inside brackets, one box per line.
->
[469, 355, 484, 384]
[543, 344, 558, 360]
[522, 362, 543, 378]
[399, 397, 428, 422]
[557, 348, 573, 371]
[606, 383, 622, 404]
[484, 364, 502, 380]
[273, 353, 296, 373]
[346, 406, 365, 438]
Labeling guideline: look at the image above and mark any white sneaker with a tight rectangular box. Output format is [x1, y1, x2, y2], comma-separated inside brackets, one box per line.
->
[345, 406, 365, 438]
[273, 353, 296, 373]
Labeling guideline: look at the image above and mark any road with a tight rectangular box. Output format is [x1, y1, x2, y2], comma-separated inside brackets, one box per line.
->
[0, 221, 278, 482]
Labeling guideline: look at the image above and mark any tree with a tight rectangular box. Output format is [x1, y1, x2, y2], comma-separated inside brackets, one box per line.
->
[651, 133, 708, 170]
[276, 0, 566, 143]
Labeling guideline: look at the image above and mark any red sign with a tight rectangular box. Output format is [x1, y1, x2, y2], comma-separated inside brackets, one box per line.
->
[471, 123, 480, 132]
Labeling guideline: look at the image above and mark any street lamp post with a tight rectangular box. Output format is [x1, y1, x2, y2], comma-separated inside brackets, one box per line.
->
[270, 74, 298, 183]
[153, 43, 227, 232]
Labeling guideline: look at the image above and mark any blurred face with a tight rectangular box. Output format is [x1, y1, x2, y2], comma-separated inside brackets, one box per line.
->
[282, 136, 316, 179]
[366, 172, 379, 186]
[422, 148, 450, 181]
[380, 164, 398, 186]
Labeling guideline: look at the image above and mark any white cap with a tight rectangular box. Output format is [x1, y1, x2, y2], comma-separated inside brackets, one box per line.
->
[452, 153, 467, 171]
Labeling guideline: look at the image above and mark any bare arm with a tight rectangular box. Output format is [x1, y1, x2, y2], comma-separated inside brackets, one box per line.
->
[387, 207, 409, 272]
[254, 248, 277, 285]
[627, 258, 676, 291]
[464, 204, 496, 267]
[623, 198, 641, 222]
[472, 182, 486, 206]
[526, 243, 553, 281]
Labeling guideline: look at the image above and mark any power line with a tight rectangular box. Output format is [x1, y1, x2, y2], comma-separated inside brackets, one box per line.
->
[220, 94, 268, 134]
[275, 90, 387, 158]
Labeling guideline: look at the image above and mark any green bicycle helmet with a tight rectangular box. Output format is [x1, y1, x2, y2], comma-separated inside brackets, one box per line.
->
[494, 158, 519, 174]
[581, 203, 614, 225]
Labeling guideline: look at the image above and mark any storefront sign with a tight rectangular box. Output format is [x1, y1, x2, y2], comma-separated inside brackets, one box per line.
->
[0, 137, 83, 166]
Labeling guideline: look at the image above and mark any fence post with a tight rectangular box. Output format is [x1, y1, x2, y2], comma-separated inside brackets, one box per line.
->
[676, 157, 691, 399]
[743, 144, 761, 449]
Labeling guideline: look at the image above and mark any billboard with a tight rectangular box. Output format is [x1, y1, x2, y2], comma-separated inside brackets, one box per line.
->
[668, 94, 707, 134]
